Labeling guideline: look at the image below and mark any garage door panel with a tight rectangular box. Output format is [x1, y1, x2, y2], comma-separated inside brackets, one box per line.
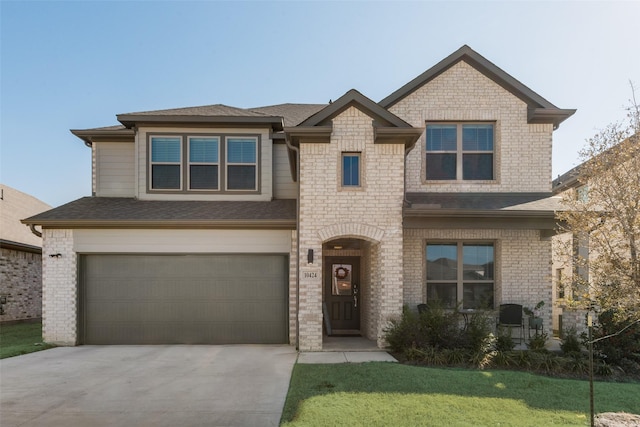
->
[81, 254, 288, 344]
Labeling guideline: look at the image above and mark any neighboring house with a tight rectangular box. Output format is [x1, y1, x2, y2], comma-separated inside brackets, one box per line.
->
[551, 135, 639, 336]
[23, 46, 575, 350]
[1, 184, 51, 322]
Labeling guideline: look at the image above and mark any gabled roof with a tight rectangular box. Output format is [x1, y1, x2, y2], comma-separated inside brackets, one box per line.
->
[379, 45, 576, 129]
[284, 89, 423, 147]
[22, 197, 296, 229]
[299, 89, 413, 128]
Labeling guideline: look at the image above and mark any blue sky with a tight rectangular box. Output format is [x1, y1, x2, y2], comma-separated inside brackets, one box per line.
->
[1, 0, 638, 207]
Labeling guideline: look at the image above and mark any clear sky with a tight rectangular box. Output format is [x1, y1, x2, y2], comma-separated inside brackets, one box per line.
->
[1, 0, 638, 207]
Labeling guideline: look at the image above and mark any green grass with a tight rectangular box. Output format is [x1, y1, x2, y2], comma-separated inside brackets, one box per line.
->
[0, 321, 55, 359]
[281, 363, 640, 426]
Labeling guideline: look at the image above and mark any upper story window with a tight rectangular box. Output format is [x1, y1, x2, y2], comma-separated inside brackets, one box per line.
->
[148, 134, 259, 193]
[425, 123, 494, 181]
[341, 152, 361, 187]
[151, 137, 182, 189]
[226, 138, 257, 190]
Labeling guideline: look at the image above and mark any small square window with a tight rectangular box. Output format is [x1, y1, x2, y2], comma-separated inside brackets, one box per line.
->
[342, 153, 360, 187]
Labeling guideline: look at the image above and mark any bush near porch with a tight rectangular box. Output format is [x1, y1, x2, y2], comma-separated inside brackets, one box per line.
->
[384, 305, 640, 381]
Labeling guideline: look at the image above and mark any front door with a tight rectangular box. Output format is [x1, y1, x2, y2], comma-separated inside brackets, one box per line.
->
[324, 256, 360, 333]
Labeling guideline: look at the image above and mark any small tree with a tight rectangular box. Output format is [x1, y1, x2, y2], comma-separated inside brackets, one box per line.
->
[555, 84, 640, 322]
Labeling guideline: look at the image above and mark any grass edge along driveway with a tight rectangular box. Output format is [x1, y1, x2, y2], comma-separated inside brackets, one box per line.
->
[281, 363, 640, 426]
[0, 321, 55, 359]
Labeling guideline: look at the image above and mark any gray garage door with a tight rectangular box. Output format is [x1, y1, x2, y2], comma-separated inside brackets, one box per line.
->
[79, 254, 288, 345]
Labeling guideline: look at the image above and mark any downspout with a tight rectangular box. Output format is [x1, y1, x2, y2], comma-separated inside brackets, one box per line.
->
[284, 133, 301, 351]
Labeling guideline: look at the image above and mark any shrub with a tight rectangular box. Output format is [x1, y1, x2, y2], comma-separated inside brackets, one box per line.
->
[495, 330, 516, 352]
[527, 332, 548, 351]
[560, 327, 583, 355]
[591, 310, 640, 370]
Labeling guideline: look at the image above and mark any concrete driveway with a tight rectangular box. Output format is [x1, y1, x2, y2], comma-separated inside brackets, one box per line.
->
[0, 345, 297, 427]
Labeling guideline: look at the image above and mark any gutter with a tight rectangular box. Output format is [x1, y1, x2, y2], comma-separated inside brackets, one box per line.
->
[284, 127, 301, 351]
[20, 219, 297, 230]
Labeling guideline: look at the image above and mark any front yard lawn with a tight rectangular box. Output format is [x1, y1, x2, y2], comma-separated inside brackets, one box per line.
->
[0, 321, 55, 359]
[281, 363, 640, 426]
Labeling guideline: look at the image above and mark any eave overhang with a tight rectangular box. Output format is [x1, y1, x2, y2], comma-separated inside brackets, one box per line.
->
[0, 239, 42, 254]
[283, 126, 333, 144]
[374, 126, 424, 147]
[116, 114, 284, 131]
[528, 108, 577, 130]
[70, 128, 135, 147]
[20, 219, 296, 230]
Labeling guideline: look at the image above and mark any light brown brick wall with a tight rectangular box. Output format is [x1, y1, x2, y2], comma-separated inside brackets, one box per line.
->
[390, 61, 554, 194]
[41, 229, 77, 345]
[297, 106, 405, 350]
[403, 228, 553, 334]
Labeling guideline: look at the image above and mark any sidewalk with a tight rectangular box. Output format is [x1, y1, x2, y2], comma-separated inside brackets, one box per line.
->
[297, 351, 397, 364]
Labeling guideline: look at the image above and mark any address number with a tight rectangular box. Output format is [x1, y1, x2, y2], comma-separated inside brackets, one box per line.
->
[303, 272, 318, 279]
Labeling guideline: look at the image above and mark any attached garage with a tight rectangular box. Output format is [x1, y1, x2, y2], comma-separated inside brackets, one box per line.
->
[79, 254, 288, 345]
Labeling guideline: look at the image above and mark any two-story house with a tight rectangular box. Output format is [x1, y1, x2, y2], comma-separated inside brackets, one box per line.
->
[24, 46, 575, 350]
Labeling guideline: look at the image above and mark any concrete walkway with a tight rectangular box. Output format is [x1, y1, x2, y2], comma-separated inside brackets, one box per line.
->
[297, 351, 397, 363]
[0, 345, 297, 427]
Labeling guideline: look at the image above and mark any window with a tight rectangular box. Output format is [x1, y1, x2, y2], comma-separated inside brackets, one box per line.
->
[149, 134, 259, 193]
[226, 138, 257, 190]
[342, 153, 360, 187]
[426, 242, 494, 309]
[151, 137, 182, 189]
[426, 123, 494, 181]
[189, 137, 219, 190]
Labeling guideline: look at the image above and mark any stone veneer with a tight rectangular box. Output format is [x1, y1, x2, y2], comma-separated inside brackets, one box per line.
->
[41, 229, 77, 345]
[297, 106, 405, 350]
[0, 248, 42, 321]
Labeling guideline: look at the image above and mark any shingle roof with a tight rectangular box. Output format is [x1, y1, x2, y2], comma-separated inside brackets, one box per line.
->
[249, 103, 327, 127]
[22, 197, 296, 229]
[120, 104, 268, 118]
[405, 192, 562, 216]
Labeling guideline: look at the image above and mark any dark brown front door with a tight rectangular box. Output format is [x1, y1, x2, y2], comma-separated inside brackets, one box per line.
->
[324, 256, 360, 332]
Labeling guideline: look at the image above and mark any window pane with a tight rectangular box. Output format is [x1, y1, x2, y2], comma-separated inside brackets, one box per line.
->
[463, 153, 493, 180]
[427, 244, 457, 280]
[227, 139, 256, 163]
[189, 138, 218, 163]
[426, 125, 457, 151]
[462, 124, 493, 151]
[463, 244, 494, 280]
[426, 153, 456, 180]
[463, 283, 494, 309]
[227, 165, 256, 190]
[190, 165, 218, 189]
[152, 165, 180, 189]
[151, 138, 181, 162]
[427, 283, 457, 308]
[342, 154, 360, 186]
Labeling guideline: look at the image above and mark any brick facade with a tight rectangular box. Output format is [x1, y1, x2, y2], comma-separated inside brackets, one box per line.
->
[297, 106, 405, 350]
[41, 229, 77, 345]
[0, 248, 42, 321]
[390, 61, 554, 193]
[404, 229, 553, 334]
